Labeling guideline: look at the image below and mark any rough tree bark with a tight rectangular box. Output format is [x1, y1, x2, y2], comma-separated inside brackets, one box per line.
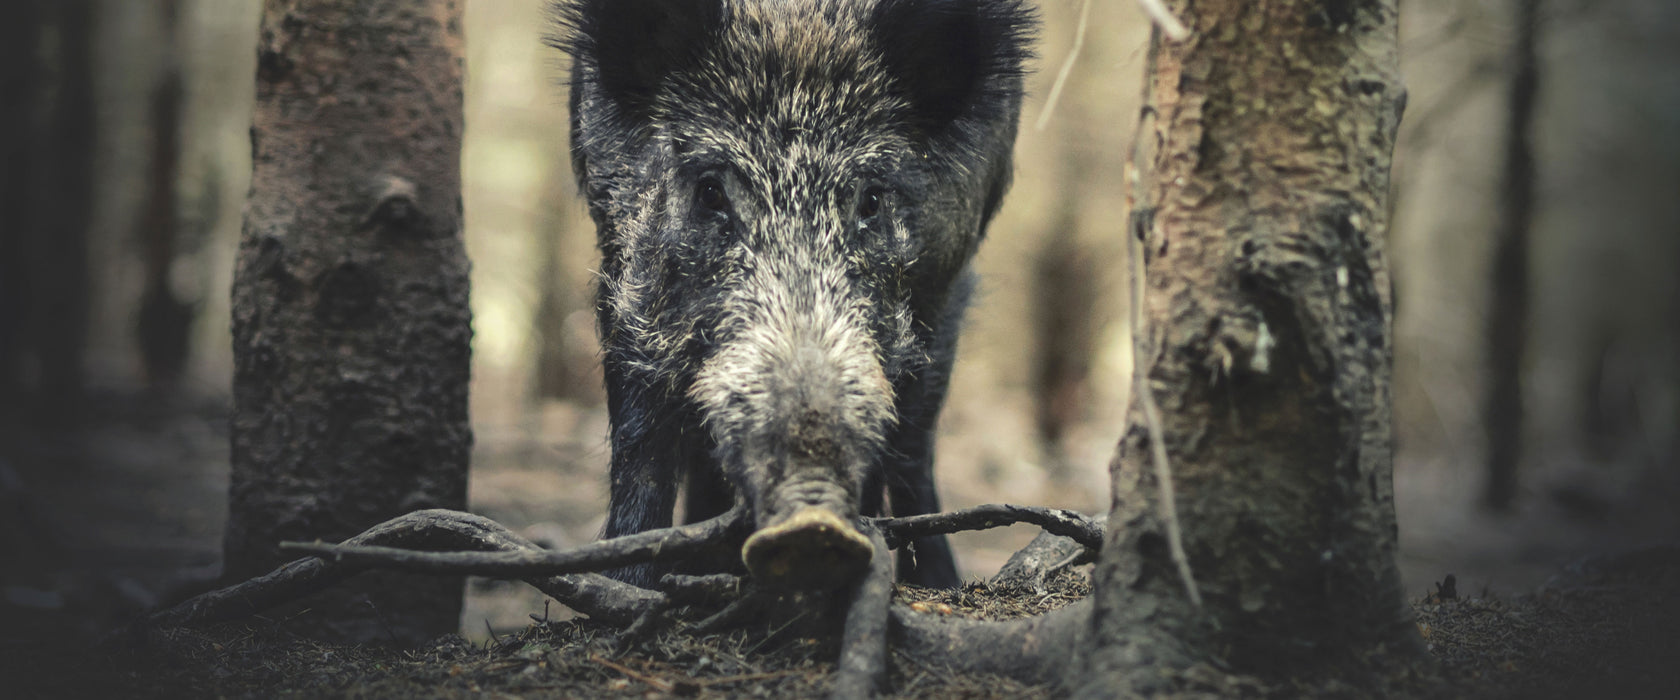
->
[1079, 0, 1420, 693]
[226, 0, 471, 644]
[1481, 0, 1539, 511]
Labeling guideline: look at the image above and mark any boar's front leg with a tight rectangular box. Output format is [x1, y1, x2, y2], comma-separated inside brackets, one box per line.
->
[600, 376, 687, 589]
[882, 307, 964, 589]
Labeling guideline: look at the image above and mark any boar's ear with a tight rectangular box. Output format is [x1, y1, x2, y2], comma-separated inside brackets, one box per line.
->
[870, 0, 1037, 134]
[552, 0, 725, 123]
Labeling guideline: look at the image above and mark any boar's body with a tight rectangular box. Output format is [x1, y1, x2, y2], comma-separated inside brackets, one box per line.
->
[554, 0, 1035, 589]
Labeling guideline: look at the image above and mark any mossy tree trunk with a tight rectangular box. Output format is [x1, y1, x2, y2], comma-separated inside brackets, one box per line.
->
[1079, 1, 1419, 693]
[226, 0, 471, 645]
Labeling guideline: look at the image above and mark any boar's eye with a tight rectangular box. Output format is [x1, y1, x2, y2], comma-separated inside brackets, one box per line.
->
[696, 176, 730, 215]
[856, 186, 885, 223]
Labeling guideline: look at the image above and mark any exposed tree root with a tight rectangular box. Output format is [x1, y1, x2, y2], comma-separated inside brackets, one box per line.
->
[831, 524, 892, 700]
[138, 502, 1103, 695]
[891, 598, 1090, 687]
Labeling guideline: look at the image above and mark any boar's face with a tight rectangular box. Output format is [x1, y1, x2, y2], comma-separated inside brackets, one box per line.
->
[558, 0, 1033, 582]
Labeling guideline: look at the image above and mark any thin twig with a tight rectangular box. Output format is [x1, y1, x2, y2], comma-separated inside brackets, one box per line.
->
[1034, 0, 1090, 131]
[1137, 0, 1191, 42]
[874, 504, 1103, 552]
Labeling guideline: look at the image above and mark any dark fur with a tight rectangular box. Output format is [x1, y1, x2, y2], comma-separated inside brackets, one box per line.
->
[552, 0, 1035, 588]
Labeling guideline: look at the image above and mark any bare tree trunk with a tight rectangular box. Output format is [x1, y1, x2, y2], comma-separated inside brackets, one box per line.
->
[1031, 158, 1100, 481]
[41, 0, 95, 429]
[1080, 2, 1420, 693]
[0, 0, 42, 416]
[226, 0, 471, 645]
[532, 209, 574, 402]
[1, 0, 96, 427]
[136, 0, 195, 390]
[1482, 0, 1540, 511]
[532, 167, 597, 403]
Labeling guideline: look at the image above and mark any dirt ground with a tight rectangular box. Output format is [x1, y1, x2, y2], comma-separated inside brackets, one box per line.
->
[6, 549, 1679, 698]
[3, 390, 1678, 697]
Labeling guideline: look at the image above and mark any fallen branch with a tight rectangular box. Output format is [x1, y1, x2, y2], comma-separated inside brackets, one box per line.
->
[140, 498, 1104, 691]
[279, 504, 750, 579]
[134, 501, 1109, 695]
[874, 504, 1103, 552]
[140, 509, 661, 630]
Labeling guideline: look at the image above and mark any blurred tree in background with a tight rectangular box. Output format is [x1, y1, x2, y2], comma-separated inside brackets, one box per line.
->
[1, 0, 96, 429]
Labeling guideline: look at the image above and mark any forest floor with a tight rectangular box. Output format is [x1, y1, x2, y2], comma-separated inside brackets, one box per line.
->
[5, 552, 1679, 698]
[2, 387, 1678, 697]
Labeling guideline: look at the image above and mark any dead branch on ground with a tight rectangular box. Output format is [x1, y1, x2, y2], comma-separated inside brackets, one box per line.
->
[137, 502, 1103, 696]
[876, 504, 1103, 552]
[139, 508, 669, 630]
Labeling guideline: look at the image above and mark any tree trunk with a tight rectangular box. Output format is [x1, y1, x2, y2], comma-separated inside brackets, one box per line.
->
[226, 0, 471, 645]
[1031, 157, 1101, 481]
[532, 166, 596, 403]
[1, 0, 95, 428]
[1080, 2, 1419, 693]
[136, 0, 195, 390]
[0, 0, 42, 415]
[1481, 0, 1539, 511]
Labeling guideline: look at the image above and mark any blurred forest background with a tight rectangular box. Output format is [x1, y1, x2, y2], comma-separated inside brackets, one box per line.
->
[3, 0, 1677, 639]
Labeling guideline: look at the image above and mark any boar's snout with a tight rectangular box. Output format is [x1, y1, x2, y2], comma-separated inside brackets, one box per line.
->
[691, 288, 894, 587]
